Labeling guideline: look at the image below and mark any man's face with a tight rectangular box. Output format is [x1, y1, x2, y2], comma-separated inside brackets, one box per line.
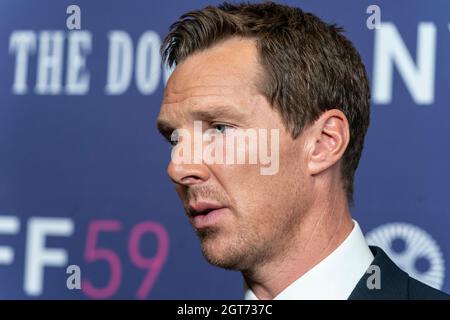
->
[157, 38, 313, 270]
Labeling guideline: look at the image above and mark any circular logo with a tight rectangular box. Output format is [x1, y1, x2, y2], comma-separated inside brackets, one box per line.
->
[366, 222, 445, 290]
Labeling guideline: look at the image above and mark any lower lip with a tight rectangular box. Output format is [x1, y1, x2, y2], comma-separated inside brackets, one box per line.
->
[192, 208, 228, 229]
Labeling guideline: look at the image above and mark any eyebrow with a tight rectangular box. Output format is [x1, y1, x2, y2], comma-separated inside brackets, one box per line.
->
[156, 104, 248, 137]
[190, 105, 247, 122]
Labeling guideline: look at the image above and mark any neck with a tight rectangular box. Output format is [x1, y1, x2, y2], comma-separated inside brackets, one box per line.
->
[243, 186, 354, 300]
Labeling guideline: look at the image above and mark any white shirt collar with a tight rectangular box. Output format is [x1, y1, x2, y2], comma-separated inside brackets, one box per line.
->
[244, 220, 374, 300]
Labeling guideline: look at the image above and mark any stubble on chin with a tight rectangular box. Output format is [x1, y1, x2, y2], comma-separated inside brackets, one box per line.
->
[195, 226, 247, 270]
[194, 224, 273, 271]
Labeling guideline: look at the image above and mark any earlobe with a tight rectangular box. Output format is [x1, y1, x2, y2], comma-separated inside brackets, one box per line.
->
[307, 110, 350, 176]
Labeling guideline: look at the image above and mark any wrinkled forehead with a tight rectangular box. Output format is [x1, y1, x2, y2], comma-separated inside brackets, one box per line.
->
[159, 38, 264, 121]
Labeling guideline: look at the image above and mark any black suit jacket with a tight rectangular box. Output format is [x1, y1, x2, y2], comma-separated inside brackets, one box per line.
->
[348, 246, 450, 300]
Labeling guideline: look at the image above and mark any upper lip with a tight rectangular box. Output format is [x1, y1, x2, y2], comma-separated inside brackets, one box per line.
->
[187, 201, 225, 217]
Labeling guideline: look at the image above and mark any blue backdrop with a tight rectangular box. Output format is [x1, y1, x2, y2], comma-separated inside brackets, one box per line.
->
[0, 0, 449, 299]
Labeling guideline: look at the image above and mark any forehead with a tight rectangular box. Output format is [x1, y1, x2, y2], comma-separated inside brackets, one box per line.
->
[159, 38, 263, 120]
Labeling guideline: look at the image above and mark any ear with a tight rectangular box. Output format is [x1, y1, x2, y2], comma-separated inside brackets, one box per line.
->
[307, 109, 350, 176]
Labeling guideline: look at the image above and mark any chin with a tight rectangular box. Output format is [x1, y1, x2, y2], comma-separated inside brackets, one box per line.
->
[198, 230, 247, 270]
[202, 249, 243, 270]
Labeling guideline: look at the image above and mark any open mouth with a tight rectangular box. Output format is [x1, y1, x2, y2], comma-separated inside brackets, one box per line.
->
[187, 201, 227, 228]
[189, 207, 220, 217]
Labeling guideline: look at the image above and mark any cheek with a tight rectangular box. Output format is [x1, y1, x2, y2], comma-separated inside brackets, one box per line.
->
[211, 162, 296, 217]
[210, 162, 269, 209]
[279, 137, 309, 183]
[212, 162, 262, 191]
[210, 135, 308, 216]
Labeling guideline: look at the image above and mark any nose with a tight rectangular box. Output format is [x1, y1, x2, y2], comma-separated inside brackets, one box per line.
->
[167, 160, 210, 186]
[165, 125, 211, 186]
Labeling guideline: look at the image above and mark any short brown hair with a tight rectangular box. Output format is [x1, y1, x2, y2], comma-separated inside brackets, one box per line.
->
[161, 1, 370, 204]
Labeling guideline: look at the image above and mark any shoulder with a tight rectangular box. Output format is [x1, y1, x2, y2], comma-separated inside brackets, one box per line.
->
[349, 246, 450, 300]
[408, 276, 449, 300]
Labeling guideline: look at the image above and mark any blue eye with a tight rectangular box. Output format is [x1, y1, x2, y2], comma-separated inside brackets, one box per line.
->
[213, 123, 233, 134]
